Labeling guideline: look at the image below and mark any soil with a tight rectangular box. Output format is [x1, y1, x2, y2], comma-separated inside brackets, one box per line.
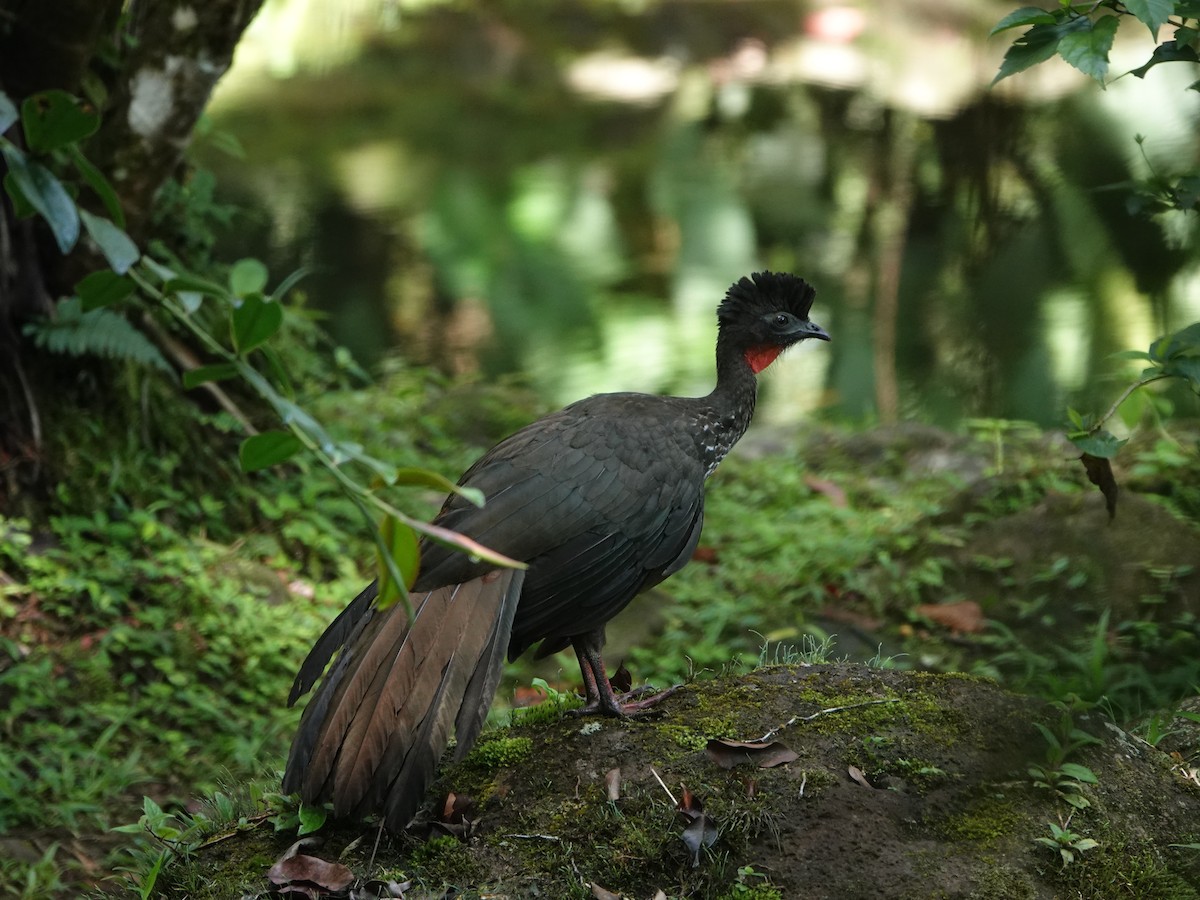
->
[171, 664, 1200, 899]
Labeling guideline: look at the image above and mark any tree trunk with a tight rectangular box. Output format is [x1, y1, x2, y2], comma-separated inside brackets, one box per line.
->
[0, 0, 264, 497]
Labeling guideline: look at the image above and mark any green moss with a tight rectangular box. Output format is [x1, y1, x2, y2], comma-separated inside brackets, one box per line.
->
[938, 797, 1028, 843]
[408, 835, 484, 889]
[1051, 840, 1200, 900]
[463, 736, 533, 771]
[656, 723, 710, 751]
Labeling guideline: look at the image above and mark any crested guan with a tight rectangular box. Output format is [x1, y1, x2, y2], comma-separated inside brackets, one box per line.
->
[283, 271, 829, 831]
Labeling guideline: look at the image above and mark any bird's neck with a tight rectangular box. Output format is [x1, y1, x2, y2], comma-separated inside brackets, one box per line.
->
[689, 334, 763, 477]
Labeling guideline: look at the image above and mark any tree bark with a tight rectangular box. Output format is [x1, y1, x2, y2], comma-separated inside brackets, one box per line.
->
[87, 0, 267, 241]
[0, 0, 264, 494]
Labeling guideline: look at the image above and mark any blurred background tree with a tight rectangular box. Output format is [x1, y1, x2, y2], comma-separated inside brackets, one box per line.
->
[197, 0, 1199, 428]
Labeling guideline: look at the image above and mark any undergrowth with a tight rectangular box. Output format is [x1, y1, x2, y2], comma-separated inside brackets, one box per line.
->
[5, 367, 1200, 894]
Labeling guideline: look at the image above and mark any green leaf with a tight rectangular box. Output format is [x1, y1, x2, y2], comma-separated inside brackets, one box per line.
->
[0, 90, 18, 134]
[21, 90, 100, 152]
[1130, 40, 1200, 78]
[75, 269, 135, 310]
[229, 257, 269, 295]
[394, 466, 486, 507]
[377, 514, 420, 609]
[993, 16, 1089, 85]
[1108, 349, 1154, 361]
[1159, 322, 1200, 359]
[1162, 355, 1200, 388]
[231, 293, 283, 353]
[990, 6, 1057, 36]
[1058, 15, 1120, 85]
[80, 209, 139, 274]
[1, 144, 80, 253]
[1071, 429, 1127, 459]
[182, 363, 239, 389]
[69, 146, 124, 228]
[1059, 762, 1098, 783]
[1124, 0, 1174, 36]
[296, 804, 327, 836]
[239, 430, 302, 472]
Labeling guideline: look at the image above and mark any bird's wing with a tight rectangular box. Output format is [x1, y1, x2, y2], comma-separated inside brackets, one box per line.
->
[413, 396, 707, 653]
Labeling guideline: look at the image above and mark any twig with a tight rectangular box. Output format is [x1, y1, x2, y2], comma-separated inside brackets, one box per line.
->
[507, 833, 562, 842]
[753, 698, 900, 744]
[1092, 373, 1171, 432]
[649, 767, 678, 806]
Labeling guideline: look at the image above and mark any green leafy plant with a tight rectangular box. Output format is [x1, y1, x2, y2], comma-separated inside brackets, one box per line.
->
[992, 3, 1200, 516]
[1064, 322, 1200, 515]
[992, 2, 1199, 94]
[1034, 820, 1100, 866]
[1028, 706, 1102, 811]
[2, 85, 523, 615]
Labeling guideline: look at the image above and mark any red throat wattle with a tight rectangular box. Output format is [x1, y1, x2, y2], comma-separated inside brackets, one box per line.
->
[744, 345, 783, 374]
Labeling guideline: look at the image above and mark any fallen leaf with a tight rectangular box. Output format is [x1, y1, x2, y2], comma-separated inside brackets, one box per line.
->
[604, 767, 621, 801]
[441, 791, 475, 823]
[609, 661, 632, 694]
[652, 892, 668, 900]
[705, 738, 798, 770]
[848, 765, 874, 789]
[433, 791, 478, 838]
[677, 785, 704, 817]
[676, 786, 718, 866]
[590, 884, 622, 900]
[267, 854, 354, 893]
[804, 473, 848, 507]
[1080, 453, 1118, 520]
[914, 600, 985, 635]
[680, 813, 718, 866]
[352, 879, 410, 899]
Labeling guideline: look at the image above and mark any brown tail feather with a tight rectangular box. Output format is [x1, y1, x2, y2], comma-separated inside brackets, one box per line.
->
[283, 569, 525, 830]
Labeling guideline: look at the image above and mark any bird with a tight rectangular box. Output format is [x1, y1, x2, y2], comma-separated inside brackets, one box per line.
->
[282, 271, 829, 831]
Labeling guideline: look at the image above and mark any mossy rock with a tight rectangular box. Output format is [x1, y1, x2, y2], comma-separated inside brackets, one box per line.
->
[167, 666, 1200, 899]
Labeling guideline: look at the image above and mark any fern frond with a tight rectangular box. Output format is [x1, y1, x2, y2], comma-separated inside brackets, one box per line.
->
[24, 297, 172, 373]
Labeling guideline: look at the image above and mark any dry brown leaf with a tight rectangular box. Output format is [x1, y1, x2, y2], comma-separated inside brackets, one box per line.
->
[433, 791, 478, 838]
[267, 854, 354, 893]
[677, 785, 704, 817]
[705, 738, 798, 770]
[604, 767, 621, 801]
[914, 600, 985, 635]
[590, 884, 622, 900]
[848, 765, 874, 789]
[1080, 453, 1118, 520]
[609, 661, 632, 694]
[676, 785, 718, 866]
[804, 473, 848, 507]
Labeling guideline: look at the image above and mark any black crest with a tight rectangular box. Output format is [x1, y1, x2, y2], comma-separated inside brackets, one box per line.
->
[718, 271, 817, 326]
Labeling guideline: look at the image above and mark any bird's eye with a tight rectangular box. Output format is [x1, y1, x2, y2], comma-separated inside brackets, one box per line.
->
[773, 313, 790, 327]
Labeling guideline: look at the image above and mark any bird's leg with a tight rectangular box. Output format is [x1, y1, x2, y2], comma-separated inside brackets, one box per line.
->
[570, 629, 677, 717]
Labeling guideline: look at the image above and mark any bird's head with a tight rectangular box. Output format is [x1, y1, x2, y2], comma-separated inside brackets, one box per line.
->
[717, 271, 830, 374]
